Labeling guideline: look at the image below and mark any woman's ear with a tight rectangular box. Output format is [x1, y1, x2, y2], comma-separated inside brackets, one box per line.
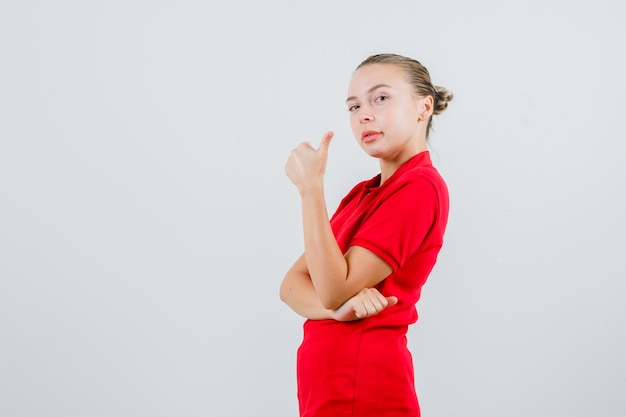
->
[417, 95, 434, 121]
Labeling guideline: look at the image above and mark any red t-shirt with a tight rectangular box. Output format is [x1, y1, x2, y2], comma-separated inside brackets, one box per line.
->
[297, 151, 449, 417]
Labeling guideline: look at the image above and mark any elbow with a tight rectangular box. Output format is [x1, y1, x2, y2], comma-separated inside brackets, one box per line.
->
[279, 281, 288, 303]
[279, 277, 296, 304]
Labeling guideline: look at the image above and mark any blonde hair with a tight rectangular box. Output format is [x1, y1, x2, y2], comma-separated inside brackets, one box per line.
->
[356, 53, 453, 138]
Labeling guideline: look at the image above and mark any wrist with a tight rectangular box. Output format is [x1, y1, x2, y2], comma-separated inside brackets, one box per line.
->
[331, 303, 359, 322]
[297, 179, 324, 197]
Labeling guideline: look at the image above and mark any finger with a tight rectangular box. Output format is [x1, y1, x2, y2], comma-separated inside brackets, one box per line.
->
[351, 298, 370, 318]
[365, 296, 385, 315]
[317, 131, 334, 153]
[342, 299, 362, 319]
[386, 296, 398, 307]
[354, 304, 365, 319]
[360, 299, 374, 317]
[370, 295, 385, 312]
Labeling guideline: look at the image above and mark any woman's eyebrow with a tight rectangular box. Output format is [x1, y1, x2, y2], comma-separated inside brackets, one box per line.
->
[346, 83, 392, 103]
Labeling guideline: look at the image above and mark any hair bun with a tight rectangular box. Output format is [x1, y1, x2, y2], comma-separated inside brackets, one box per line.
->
[433, 85, 453, 115]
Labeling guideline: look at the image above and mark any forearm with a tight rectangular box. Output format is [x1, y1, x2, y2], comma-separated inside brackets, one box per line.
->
[299, 183, 351, 309]
[280, 267, 334, 320]
[285, 133, 387, 310]
[280, 265, 396, 322]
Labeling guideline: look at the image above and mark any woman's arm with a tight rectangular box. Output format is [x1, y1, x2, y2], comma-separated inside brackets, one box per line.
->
[280, 253, 334, 320]
[280, 253, 398, 321]
[284, 132, 393, 310]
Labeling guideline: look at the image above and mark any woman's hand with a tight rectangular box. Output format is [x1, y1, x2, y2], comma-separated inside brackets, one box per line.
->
[285, 131, 334, 193]
[332, 288, 398, 322]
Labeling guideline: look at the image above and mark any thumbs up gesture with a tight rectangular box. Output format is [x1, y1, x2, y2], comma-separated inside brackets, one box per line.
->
[285, 131, 334, 193]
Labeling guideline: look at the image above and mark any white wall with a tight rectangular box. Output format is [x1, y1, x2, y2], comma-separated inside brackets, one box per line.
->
[1, 1, 624, 416]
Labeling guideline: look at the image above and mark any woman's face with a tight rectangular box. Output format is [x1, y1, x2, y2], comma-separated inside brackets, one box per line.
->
[346, 64, 430, 161]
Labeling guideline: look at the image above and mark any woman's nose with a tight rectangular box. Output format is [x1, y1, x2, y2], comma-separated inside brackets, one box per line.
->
[359, 107, 373, 124]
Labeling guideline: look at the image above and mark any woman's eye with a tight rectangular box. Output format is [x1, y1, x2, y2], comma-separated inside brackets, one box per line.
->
[375, 95, 388, 103]
[348, 104, 360, 112]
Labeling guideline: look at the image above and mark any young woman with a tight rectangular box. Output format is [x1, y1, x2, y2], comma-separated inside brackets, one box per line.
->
[281, 53, 453, 417]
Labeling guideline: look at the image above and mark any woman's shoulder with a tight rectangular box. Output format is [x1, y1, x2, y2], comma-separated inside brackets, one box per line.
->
[404, 164, 446, 188]
[389, 163, 447, 195]
[386, 151, 446, 189]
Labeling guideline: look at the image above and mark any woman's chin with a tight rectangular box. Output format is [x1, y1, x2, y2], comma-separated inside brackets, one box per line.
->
[360, 145, 385, 159]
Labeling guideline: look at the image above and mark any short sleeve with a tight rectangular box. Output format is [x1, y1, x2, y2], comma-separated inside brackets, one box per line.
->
[350, 177, 438, 271]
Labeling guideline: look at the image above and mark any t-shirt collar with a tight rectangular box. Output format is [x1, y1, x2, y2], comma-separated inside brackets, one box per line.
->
[364, 150, 432, 191]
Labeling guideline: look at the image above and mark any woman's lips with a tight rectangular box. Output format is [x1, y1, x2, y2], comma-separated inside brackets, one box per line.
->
[362, 131, 381, 143]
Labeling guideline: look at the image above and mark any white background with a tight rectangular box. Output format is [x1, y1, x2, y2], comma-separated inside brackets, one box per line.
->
[1, 1, 625, 416]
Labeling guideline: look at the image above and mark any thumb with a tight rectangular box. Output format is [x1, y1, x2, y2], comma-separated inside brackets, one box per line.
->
[386, 296, 398, 307]
[317, 131, 334, 153]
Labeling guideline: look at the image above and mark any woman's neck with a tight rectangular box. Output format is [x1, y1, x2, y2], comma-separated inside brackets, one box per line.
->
[378, 141, 427, 185]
